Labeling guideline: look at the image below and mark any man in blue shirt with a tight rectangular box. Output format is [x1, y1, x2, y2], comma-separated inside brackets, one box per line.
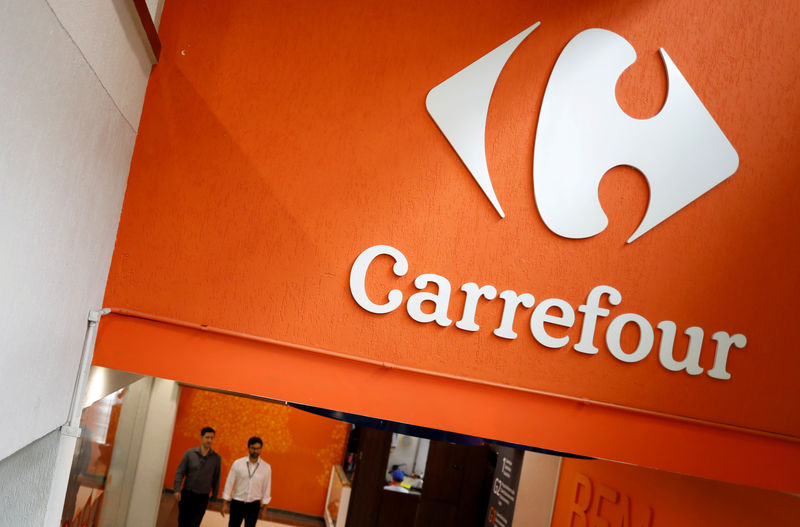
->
[173, 426, 222, 527]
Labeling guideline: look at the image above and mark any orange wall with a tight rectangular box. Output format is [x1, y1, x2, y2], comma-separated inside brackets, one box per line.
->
[95, 0, 800, 492]
[552, 458, 800, 526]
[164, 387, 349, 516]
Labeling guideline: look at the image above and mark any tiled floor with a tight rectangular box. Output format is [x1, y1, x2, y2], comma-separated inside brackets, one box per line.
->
[156, 492, 325, 527]
[198, 511, 294, 527]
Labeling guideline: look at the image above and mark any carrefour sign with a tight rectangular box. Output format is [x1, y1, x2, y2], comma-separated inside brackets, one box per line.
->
[350, 245, 745, 381]
[349, 26, 746, 381]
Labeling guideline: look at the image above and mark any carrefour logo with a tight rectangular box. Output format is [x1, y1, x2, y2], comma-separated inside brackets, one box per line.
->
[426, 25, 739, 243]
[348, 26, 747, 381]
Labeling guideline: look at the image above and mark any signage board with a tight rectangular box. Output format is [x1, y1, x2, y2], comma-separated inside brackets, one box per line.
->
[95, 0, 800, 492]
[484, 446, 525, 527]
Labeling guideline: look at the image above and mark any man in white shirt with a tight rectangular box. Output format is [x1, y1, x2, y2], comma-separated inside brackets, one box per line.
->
[221, 436, 272, 527]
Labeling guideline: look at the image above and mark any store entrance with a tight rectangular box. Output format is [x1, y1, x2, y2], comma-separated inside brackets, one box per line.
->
[62, 369, 547, 527]
[345, 427, 493, 527]
[64, 367, 800, 527]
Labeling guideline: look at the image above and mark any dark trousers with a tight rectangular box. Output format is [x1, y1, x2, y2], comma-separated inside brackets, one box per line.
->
[228, 499, 261, 527]
[178, 490, 209, 527]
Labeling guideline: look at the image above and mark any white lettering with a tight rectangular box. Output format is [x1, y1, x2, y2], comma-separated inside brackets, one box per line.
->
[574, 286, 622, 355]
[606, 313, 654, 363]
[349, 246, 748, 381]
[530, 298, 575, 348]
[406, 273, 453, 326]
[657, 322, 704, 375]
[707, 331, 747, 380]
[493, 290, 535, 340]
[349, 245, 408, 314]
[456, 283, 498, 332]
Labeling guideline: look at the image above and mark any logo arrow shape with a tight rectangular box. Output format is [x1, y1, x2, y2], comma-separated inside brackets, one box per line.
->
[426, 23, 540, 218]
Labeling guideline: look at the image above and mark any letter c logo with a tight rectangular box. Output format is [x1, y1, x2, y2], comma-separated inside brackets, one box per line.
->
[349, 245, 409, 314]
[427, 26, 739, 243]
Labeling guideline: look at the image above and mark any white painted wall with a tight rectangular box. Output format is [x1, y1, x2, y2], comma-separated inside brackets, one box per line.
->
[413, 438, 430, 475]
[99, 377, 155, 527]
[512, 452, 562, 527]
[46, 0, 160, 130]
[387, 434, 420, 480]
[84, 365, 144, 408]
[126, 379, 180, 527]
[0, 0, 163, 523]
[0, 0, 133, 466]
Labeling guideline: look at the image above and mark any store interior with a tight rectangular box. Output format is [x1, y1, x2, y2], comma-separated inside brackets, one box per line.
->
[59, 366, 562, 527]
[60, 366, 800, 527]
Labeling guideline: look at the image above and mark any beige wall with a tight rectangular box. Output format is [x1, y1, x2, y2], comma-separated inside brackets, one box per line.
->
[512, 452, 562, 527]
[98, 378, 180, 527]
[125, 379, 180, 527]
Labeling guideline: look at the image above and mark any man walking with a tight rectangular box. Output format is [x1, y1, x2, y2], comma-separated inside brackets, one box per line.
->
[221, 436, 272, 527]
[174, 426, 222, 527]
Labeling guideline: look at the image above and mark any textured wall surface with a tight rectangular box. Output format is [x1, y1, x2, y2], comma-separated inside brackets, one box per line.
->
[46, 0, 158, 130]
[551, 457, 800, 526]
[102, 0, 800, 438]
[0, 430, 60, 527]
[94, 0, 800, 493]
[0, 0, 135, 464]
[0, 0, 163, 522]
[164, 388, 350, 516]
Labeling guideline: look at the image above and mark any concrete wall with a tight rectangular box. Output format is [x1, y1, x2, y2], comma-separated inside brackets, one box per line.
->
[0, 430, 61, 527]
[0, 0, 163, 523]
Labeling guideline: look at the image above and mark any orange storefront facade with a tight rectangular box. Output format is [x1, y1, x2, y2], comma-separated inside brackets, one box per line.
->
[92, 0, 800, 513]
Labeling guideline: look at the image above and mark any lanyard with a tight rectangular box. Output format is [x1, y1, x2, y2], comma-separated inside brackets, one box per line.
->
[246, 460, 259, 479]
